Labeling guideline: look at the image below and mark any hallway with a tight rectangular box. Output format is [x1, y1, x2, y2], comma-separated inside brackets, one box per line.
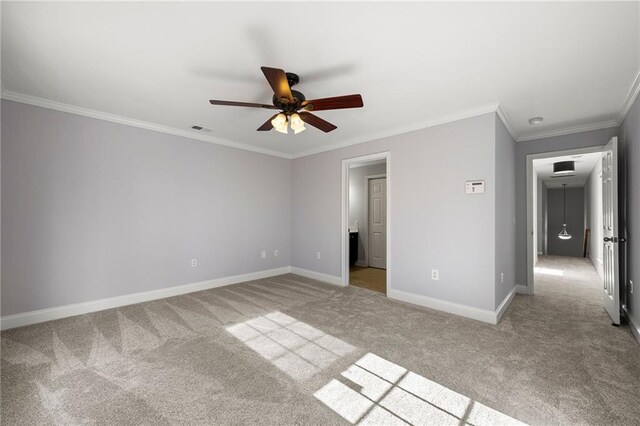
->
[534, 255, 602, 295]
[503, 254, 640, 422]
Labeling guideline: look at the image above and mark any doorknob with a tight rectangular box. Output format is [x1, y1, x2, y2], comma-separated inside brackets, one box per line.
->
[603, 237, 618, 243]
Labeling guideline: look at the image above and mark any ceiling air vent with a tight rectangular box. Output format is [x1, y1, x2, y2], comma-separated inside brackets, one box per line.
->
[191, 125, 211, 132]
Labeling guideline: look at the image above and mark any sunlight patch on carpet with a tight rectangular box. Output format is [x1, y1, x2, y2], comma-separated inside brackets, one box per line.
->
[314, 353, 527, 425]
[226, 311, 356, 381]
[534, 267, 564, 277]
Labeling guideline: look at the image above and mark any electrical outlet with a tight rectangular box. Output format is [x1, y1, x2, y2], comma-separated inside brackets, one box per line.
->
[274, 249, 279, 257]
[316, 252, 321, 260]
[631, 280, 634, 295]
[191, 259, 197, 268]
[261, 250, 266, 259]
[431, 269, 439, 280]
[501, 273, 504, 283]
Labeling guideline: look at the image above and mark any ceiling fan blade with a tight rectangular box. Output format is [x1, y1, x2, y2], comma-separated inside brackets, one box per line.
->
[299, 111, 337, 133]
[257, 114, 278, 131]
[261, 66, 293, 103]
[209, 100, 275, 109]
[301, 94, 363, 111]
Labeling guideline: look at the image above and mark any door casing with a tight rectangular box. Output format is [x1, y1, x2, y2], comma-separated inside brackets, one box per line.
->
[525, 145, 605, 294]
[341, 152, 391, 289]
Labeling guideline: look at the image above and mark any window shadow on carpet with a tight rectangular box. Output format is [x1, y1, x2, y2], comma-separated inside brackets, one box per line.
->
[314, 353, 527, 425]
[226, 311, 356, 381]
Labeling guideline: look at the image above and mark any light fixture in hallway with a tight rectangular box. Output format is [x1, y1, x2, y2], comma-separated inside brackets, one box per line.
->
[558, 183, 572, 240]
[553, 160, 575, 175]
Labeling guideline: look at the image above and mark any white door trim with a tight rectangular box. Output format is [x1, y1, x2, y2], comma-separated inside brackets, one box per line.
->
[525, 145, 604, 293]
[363, 173, 387, 266]
[341, 152, 391, 291]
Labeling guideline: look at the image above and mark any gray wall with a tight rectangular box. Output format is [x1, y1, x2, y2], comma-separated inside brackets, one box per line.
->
[546, 187, 584, 257]
[292, 113, 499, 311]
[584, 158, 604, 278]
[494, 117, 516, 307]
[537, 177, 548, 256]
[515, 127, 619, 287]
[620, 91, 640, 326]
[348, 162, 387, 265]
[1, 100, 292, 316]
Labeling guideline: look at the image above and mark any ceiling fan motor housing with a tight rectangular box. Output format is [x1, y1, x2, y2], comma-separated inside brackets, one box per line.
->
[273, 89, 306, 113]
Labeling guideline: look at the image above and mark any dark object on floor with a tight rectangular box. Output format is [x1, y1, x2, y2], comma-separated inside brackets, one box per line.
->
[349, 231, 358, 266]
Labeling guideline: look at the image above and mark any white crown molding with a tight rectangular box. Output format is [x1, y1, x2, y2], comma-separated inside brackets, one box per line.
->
[2, 88, 503, 160]
[619, 68, 640, 124]
[518, 66, 640, 143]
[495, 103, 518, 141]
[516, 119, 620, 142]
[291, 102, 502, 159]
[0, 90, 293, 160]
[6, 74, 639, 155]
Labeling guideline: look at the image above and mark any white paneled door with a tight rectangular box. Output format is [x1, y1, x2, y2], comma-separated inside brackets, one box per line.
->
[368, 178, 387, 269]
[602, 137, 620, 325]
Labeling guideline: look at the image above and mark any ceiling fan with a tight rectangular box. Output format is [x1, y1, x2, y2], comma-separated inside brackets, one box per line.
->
[209, 66, 363, 134]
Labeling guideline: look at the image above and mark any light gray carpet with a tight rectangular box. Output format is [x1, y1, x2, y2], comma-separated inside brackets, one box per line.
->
[2, 257, 640, 424]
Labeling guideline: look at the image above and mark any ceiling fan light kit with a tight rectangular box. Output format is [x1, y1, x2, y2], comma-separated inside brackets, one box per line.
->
[209, 66, 363, 134]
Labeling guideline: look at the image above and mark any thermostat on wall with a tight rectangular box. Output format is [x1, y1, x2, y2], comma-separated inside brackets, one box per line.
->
[465, 180, 485, 194]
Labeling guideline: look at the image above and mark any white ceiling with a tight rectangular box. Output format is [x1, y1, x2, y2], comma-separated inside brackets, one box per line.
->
[533, 152, 602, 189]
[2, 2, 639, 158]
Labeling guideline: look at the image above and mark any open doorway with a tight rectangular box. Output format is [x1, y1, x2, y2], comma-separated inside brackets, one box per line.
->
[526, 138, 622, 324]
[342, 152, 390, 294]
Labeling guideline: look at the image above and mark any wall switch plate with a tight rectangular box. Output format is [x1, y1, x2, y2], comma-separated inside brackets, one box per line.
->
[431, 269, 439, 280]
[191, 259, 197, 267]
[465, 180, 485, 194]
[631, 280, 634, 294]
[501, 273, 504, 283]
[316, 252, 321, 260]
[261, 250, 266, 258]
[274, 249, 279, 257]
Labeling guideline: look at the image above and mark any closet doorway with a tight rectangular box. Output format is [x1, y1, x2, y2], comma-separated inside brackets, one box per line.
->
[342, 153, 389, 294]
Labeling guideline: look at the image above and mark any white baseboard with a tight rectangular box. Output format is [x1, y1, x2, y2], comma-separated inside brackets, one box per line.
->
[388, 285, 518, 325]
[355, 260, 368, 267]
[0, 267, 291, 330]
[495, 285, 518, 323]
[628, 312, 640, 346]
[289, 267, 343, 287]
[590, 257, 604, 281]
[388, 289, 490, 324]
[516, 284, 531, 295]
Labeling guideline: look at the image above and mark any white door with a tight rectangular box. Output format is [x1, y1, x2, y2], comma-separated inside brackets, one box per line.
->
[602, 137, 620, 324]
[368, 178, 386, 269]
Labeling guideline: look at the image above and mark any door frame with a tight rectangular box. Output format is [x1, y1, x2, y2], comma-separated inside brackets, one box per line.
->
[525, 145, 604, 294]
[341, 151, 391, 291]
[363, 173, 387, 266]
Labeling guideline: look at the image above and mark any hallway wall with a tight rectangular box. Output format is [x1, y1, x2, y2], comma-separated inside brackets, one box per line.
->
[536, 176, 548, 259]
[620, 86, 640, 334]
[547, 187, 585, 257]
[585, 157, 604, 278]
